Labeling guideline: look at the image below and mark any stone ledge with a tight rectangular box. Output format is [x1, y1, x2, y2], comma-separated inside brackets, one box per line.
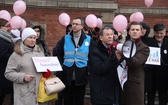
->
[0, 0, 118, 11]
[114, 7, 168, 15]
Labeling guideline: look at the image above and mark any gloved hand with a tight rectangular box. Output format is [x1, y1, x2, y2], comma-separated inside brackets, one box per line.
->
[42, 69, 52, 78]
[111, 41, 119, 50]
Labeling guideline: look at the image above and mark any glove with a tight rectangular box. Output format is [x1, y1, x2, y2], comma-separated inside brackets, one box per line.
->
[42, 69, 52, 78]
[109, 41, 118, 50]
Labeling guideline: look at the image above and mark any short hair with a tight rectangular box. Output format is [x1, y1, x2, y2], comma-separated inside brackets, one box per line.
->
[127, 21, 143, 32]
[73, 17, 84, 26]
[153, 23, 166, 32]
[0, 18, 8, 27]
[99, 25, 114, 36]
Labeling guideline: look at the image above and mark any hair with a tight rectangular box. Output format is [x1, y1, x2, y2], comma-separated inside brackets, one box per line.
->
[73, 17, 84, 26]
[127, 21, 143, 32]
[140, 21, 150, 38]
[66, 24, 72, 34]
[99, 25, 114, 36]
[0, 18, 8, 27]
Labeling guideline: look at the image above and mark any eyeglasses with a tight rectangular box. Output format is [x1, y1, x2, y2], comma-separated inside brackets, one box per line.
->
[72, 23, 81, 26]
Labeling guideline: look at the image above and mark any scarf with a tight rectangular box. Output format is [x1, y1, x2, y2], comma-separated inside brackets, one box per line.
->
[0, 29, 12, 43]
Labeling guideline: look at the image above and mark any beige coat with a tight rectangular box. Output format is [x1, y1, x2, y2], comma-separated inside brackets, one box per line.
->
[5, 43, 45, 105]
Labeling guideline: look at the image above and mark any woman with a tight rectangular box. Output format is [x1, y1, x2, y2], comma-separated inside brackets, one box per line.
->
[4, 27, 46, 105]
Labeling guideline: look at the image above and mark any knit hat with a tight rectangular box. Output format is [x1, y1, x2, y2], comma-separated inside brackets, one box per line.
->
[21, 27, 37, 41]
[11, 29, 21, 43]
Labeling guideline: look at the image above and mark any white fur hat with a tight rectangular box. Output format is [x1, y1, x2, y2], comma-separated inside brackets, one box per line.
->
[21, 27, 37, 41]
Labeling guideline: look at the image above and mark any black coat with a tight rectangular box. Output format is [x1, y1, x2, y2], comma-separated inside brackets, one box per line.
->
[145, 37, 168, 91]
[0, 37, 13, 88]
[89, 40, 119, 104]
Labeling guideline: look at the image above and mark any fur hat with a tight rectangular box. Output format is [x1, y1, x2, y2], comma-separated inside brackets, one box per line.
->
[21, 27, 37, 41]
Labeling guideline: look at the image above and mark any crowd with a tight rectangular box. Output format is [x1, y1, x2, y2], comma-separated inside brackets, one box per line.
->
[0, 13, 168, 105]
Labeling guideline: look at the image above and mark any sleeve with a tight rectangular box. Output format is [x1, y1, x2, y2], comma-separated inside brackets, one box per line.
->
[126, 45, 150, 67]
[4, 54, 26, 84]
[89, 46, 118, 75]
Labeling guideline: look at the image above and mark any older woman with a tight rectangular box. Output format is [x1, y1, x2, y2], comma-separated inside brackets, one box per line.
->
[4, 27, 46, 105]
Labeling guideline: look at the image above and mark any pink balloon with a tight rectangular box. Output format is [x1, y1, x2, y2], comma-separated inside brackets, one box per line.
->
[113, 15, 128, 33]
[97, 18, 103, 29]
[13, 0, 26, 15]
[21, 18, 26, 31]
[133, 12, 144, 22]
[58, 13, 70, 26]
[129, 13, 135, 22]
[85, 14, 98, 28]
[0, 10, 11, 21]
[10, 16, 23, 29]
[144, 0, 153, 8]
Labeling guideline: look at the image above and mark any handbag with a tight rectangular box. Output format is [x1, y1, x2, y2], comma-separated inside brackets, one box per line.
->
[38, 77, 58, 103]
[45, 76, 66, 95]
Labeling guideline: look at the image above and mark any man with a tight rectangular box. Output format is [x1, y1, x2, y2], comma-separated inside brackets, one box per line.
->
[89, 25, 120, 105]
[121, 21, 150, 105]
[55, 17, 91, 105]
[0, 18, 13, 105]
[145, 23, 168, 105]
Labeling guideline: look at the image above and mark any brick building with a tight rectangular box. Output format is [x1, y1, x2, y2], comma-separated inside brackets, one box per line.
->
[0, 0, 168, 54]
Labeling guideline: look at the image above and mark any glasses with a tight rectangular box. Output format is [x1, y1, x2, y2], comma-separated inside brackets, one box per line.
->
[72, 23, 81, 26]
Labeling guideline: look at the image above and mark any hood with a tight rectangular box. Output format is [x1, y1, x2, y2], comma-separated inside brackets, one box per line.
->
[28, 21, 45, 42]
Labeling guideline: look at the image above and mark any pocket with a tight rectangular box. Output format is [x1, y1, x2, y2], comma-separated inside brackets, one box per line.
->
[20, 84, 31, 98]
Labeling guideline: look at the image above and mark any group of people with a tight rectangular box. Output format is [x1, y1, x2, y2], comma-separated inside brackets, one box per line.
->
[0, 18, 50, 105]
[0, 14, 168, 105]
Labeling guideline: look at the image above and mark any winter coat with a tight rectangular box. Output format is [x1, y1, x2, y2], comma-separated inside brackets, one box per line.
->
[29, 21, 50, 56]
[0, 30, 14, 88]
[122, 39, 149, 105]
[55, 31, 91, 86]
[145, 36, 168, 91]
[4, 43, 45, 105]
[89, 40, 119, 104]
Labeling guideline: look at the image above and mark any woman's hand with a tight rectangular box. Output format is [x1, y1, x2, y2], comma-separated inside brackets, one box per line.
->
[24, 74, 34, 82]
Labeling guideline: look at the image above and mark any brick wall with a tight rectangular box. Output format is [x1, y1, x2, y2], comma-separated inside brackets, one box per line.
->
[0, 0, 168, 54]
[0, 6, 100, 54]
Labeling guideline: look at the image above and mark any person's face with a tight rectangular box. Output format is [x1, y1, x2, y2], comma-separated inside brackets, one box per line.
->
[34, 28, 40, 39]
[129, 25, 142, 41]
[99, 29, 114, 45]
[154, 29, 166, 42]
[24, 35, 37, 47]
[1, 22, 11, 33]
[72, 19, 83, 34]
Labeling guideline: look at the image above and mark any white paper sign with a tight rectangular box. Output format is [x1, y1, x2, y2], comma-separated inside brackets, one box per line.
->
[32, 57, 62, 72]
[145, 47, 160, 65]
[117, 60, 127, 90]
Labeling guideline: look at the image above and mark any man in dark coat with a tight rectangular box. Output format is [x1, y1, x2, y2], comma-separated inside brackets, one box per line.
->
[121, 22, 150, 105]
[145, 23, 168, 105]
[89, 25, 120, 105]
[0, 18, 14, 105]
